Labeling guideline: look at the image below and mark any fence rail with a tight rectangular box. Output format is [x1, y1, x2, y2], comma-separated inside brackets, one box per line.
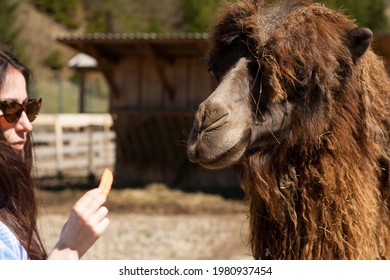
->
[32, 114, 115, 179]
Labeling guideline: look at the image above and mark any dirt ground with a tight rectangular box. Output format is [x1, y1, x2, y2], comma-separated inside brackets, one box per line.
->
[37, 184, 253, 260]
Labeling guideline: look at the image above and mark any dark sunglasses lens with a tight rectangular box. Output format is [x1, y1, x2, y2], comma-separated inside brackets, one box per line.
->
[26, 99, 41, 122]
[2, 103, 23, 123]
[1, 98, 42, 123]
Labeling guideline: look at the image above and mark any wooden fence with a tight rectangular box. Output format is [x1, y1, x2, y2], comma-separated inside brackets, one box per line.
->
[32, 114, 115, 179]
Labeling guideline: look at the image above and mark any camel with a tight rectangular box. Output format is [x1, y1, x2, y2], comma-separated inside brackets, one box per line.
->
[187, 0, 390, 259]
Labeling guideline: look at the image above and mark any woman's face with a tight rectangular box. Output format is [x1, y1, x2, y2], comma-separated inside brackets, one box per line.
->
[0, 67, 32, 151]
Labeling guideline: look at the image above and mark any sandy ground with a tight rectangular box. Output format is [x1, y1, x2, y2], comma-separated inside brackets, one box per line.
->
[37, 185, 253, 260]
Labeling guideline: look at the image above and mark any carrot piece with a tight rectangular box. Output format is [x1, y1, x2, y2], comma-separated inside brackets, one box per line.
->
[98, 169, 113, 196]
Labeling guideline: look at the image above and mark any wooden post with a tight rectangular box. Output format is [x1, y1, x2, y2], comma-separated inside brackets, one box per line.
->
[87, 125, 94, 179]
[103, 119, 110, 166]
[79, 70, 86, 113]
[54, 115, 64, 178]
[144, 44, 175, 101]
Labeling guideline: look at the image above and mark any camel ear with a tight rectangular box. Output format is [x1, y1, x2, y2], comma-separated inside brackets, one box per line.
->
[348, 27, 373, 63]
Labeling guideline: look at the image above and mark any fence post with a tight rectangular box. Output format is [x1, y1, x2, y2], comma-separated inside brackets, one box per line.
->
[103, 116, 110, 166]
[87, 125, 94, 178]
[54, 115, 64, 178]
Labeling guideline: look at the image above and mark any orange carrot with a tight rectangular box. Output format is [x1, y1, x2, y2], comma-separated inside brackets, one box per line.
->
[98, 169, 113, 196]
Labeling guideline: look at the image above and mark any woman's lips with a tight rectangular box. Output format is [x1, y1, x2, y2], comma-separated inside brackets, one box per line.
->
[11, 140, 26, 150]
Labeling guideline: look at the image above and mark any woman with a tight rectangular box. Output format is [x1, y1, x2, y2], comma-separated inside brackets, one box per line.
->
[0, 48, 109, 259]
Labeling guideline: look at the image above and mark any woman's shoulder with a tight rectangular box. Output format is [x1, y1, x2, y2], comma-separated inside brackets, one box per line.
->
[0, 221, 28, 260]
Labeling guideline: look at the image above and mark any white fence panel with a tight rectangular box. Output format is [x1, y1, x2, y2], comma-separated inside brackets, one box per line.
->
[32, 114, 116, 178]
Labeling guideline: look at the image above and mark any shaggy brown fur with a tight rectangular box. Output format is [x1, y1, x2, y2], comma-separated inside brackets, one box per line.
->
[187, 0, 390, 259]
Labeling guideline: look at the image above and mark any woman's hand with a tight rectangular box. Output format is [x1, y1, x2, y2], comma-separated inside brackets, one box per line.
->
[48, 188, 110, 259]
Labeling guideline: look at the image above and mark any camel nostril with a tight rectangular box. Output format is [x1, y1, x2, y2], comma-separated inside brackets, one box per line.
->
[200, 103, 229, 131]
[203, 113, 228, 132]
[192, 102, 206, 130]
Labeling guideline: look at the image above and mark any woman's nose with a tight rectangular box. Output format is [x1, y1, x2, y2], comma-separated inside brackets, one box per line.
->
[16, 111, 33, 132]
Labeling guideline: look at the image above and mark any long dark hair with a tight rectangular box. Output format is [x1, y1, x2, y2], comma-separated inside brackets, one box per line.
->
[0, 48, 47, 259]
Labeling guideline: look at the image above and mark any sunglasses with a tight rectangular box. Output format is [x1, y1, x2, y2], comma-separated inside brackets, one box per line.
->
[0, 98, 42, 124]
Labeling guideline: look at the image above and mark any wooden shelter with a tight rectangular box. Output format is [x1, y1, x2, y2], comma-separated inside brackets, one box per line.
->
[372, 32, 390, 72]
[57, 33, 239, 190]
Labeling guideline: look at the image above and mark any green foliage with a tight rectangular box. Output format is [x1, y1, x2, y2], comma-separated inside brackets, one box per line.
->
[180, 0, 227, 32]
[44, 50, 64, 70]
[27, 0, 389, 33]
[83, 0, 233, 34]
[145, 16, 169, 33]
[0, 1, 19, 45]
[82, 0, 175, 33]
[84, 3, 115, 33]
[31, 0, 81, 30]
[321, 0, 388, 31]
[0, 0, 24, 56]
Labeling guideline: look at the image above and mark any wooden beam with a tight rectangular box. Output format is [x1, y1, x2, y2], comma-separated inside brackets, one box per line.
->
[144, 44, 175, 101]
[81, 44, 120, 98]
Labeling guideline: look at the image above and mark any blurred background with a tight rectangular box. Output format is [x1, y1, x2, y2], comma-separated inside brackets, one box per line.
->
[2, 0, 389, 114]
[1, 0, 389, 259]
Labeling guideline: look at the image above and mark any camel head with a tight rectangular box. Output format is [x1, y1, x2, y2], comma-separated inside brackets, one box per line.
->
[187, 0, 373, 170]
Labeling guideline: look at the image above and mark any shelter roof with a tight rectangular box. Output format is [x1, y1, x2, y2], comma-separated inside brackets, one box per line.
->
[57, 33, 210, 60]
[57, 32, 390, 67]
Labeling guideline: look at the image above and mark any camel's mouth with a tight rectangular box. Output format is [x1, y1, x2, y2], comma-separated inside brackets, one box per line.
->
[187, 126, 252, 170]
[202, 113, 228, 132]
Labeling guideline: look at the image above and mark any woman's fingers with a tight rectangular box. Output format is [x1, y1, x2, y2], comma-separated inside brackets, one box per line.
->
[94, 217, 110, 236]
[89, 205, 109, 228]
[70, 190, 108, 234]
[72, 188, 106, 217]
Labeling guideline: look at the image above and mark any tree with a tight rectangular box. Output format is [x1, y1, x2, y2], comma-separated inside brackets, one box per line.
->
[44, 50, 64, 71]
[321, 0, 388, 31]
[31, 0, 81, 30]
[85, 5, 115, 33]
[0, 0, 22, 54]
[180, 0, 228, 32]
